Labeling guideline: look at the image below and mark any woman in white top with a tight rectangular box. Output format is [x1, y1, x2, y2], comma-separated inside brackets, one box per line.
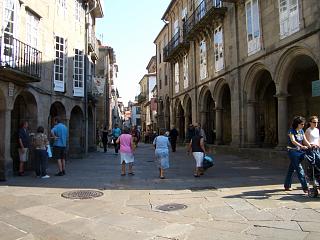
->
[305, 116, 320, 148]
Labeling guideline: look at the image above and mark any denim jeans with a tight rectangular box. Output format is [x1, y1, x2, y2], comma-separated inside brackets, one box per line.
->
[284, 150, 307, 190]
[34, 149, 48, 176]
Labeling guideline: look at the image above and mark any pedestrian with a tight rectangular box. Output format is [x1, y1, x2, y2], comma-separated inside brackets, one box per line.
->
[169, 126, 179, 152]
[51, 117, 68, 176]
[195, 123, 207, 142]
[33, 126, 50, 178]
[153, 129, 171, 179]
[130, 125, 139, 149]
[188, 127, 207, 177]
[284, 116, 311, 193]
[305, 116, 320, 148]
[116, 127, 135, 176]
[186, 124, 195, 143]
[101, 126, 109, 153]
[112, 124, 121, 154]
[17, 121, 31, 176]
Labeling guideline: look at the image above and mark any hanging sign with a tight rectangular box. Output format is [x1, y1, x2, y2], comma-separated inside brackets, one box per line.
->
[312, 80, 320, 97]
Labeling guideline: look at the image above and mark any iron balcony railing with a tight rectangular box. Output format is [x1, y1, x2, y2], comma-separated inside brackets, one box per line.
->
[163, 31, 182, 60]
[184, 0, 224, 37]
[0, 36, 42, 79]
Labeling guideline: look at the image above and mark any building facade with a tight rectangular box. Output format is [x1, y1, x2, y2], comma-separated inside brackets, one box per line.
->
[155, 0, 320, 147]
[0, 0, 104, 179]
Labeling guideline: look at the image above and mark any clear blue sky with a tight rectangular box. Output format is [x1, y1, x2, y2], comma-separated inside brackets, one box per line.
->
[96, 0, 171, 105]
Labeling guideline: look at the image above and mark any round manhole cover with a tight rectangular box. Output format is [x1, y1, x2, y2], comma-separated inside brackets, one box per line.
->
[156, 203, 187, 211]
[61, 190, 103, 199]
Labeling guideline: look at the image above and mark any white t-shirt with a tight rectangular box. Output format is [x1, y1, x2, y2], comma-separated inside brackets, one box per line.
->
[305, 127, 320, 145]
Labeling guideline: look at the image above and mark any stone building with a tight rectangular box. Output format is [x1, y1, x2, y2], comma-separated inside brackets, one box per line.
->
[137, 56, 157, 133]
[155, 0, 320, 148]
[95, 44, 116, 130]
[0, 0, 104, 179]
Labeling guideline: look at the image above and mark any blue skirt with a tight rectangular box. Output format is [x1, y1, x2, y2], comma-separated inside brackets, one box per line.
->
[155, 149, 169, 169]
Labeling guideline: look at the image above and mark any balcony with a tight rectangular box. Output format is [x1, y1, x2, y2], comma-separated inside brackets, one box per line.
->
[184, 0, 228, 41]
[0, 36, 42, 83]
[163, 31, 189, 62]
[137, 93, 147, 103]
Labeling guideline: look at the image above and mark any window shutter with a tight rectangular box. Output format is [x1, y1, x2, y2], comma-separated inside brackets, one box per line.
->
[200, 40, 207, 80]
[288, 0, 299, 33]
[175, 62, 179, 93]
[279, 0, 289, 38]
[183, 54, 188, 89]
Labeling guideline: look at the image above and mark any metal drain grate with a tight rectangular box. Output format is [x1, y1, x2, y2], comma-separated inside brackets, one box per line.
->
[156, 203, 187, 211]
[61, 190, 103, 199]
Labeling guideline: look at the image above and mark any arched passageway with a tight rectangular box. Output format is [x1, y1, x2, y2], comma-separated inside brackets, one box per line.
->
[276, 50, 320, 147]
[0, 90, 7, 179]
[202, 90, 215, 144]
[69, 106, 84, 158]
[255, 71, 277, 147]
[11, 92, 37, 173]
[49, 102, 67, 128]
[185, 96, 192, 138]
[220, 85, 232, 144]
[175, 100, 185, 141]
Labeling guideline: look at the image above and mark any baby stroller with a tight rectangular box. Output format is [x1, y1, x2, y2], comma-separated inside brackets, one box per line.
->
[304, 148, 320, 198]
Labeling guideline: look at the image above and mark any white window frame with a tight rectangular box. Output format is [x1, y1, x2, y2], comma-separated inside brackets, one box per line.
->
[73, 48, 84, 97]
[181, 7, 187, 21]
[57, 0, 67, 17]
[174, 62, 179, 93]
[75, 0, 81, 22]
[54, 36, 65, 92]
[279, 0, 299, 39]
[199, 40, 207, 80]
[245, 0, 261, 55]
[183, 54, 189, 89]
[1, 0, 19, 67]
[214, 26, 224, 72]
[26, 11, 39, 48]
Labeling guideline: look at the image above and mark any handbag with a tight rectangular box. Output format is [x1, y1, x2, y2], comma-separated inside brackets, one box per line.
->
[203, 154, 214, 170]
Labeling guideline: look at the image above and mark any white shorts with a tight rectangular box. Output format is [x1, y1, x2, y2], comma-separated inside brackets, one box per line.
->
[19, 148, 29, 162]
[192, 152, 204, 167]
[120, 152, 134, 164]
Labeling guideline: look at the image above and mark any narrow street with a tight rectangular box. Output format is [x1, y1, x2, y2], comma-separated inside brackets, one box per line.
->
[0, 144, 319, 240]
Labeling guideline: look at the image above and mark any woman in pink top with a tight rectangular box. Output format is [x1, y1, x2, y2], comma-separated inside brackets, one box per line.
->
[116, 128, 135, 176]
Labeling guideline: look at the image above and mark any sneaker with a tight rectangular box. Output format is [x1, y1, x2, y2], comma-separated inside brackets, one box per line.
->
[284, 187, 292, 191]
[41, 175, 50, 179]
[55, 172, 63, 176]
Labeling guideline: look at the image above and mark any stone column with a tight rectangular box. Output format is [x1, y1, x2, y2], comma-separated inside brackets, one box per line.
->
[276, 94, 288, 149]
[0, 109, 12, 180]
[247, 101, 256, 146]
[199, 111, 206, 127]
[215, 108, 223, 144]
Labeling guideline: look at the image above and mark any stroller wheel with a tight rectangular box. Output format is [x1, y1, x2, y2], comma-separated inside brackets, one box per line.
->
[308, 187, 319, 198]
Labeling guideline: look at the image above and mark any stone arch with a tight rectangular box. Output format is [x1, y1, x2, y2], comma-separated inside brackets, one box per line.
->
[275, 46, 319, 95]
[198, 86, 215, 144]
[69, 106, 84, 158]
[274, 46, 320, 147]
[214, 78, 232, 144]
[183, 94, 192, 138]
[174, 98, 185, 141]
[244, 64, 278, 147]
[49, 102, 67, 128]
[11, 91, 38, 173]
[0, 88, 7, 179]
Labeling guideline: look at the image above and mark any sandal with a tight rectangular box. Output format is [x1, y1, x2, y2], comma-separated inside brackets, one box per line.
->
[160, 176, 165, 179]
[128, 172, 135, 176]
[193, 174, 200, 177]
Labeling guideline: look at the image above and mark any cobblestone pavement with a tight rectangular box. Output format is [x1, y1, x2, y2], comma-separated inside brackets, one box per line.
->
[0, 144, 319, 240]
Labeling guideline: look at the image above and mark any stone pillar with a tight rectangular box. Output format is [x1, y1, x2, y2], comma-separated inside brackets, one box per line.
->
[247, 101, 257, 146]
[215, 108, 223, 144]
[276, 95, 288, 149]
[199, 111, 206, 127]
[0, 109, 12, 180]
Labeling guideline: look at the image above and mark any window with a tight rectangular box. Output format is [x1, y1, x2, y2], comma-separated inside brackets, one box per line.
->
[75, 0, 81, 22]
[173, 19, 179, 37]
[136, 107, 141, 115]
[279, 0, 299, 39]
[2, 0, 16, 66]
[214, 26, 224, 72]
[196, 0, 206, 21]
[199, 40, 207, 80]
[54, 36, 65, 92]
[181, 7, 187, 21]
[26, 11, 39, 48]
[73, 49, 84, 96]
[246, 0, 261, 55]
[165, 64, 168, 86]
[159, 67, 162, 90]
[183, 54, 189, 89]
[174, 62, 179, 93]
[57, 0, 66, 17]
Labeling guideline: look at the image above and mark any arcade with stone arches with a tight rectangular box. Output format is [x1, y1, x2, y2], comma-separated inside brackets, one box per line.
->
[244, 47, 320, 148]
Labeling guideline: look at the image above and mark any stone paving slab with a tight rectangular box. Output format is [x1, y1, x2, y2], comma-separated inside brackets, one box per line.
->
[1, 144, 320, 240]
